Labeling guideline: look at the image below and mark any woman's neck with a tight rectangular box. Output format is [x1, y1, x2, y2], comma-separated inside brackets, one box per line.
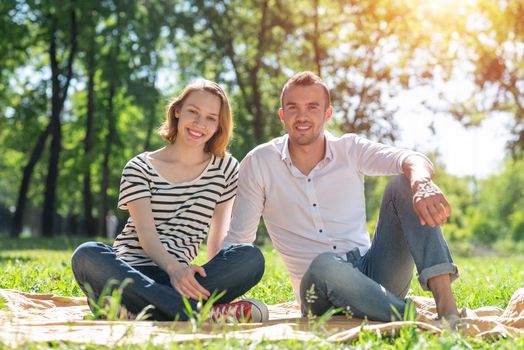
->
[162, 140, 210, 165]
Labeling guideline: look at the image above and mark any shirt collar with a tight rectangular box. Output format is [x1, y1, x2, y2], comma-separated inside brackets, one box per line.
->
[280, 131, 335, 163]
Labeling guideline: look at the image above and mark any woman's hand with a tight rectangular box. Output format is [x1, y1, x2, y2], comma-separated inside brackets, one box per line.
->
[167, 263, 210, 301]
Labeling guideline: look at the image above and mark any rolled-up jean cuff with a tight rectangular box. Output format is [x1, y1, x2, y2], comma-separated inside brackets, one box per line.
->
[418, 263, 459, 291]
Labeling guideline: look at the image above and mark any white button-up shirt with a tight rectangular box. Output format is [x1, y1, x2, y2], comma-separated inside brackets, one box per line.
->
[223, 131, 422, 300]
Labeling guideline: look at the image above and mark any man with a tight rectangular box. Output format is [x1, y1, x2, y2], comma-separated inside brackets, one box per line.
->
[222, 71, 459, 322]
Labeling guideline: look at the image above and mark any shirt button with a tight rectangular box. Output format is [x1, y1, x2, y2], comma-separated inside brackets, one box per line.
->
[319, 229, 323, 233]
[313, 203, 316, 207]
[307, 179, 311, 182]
[333, 245, 337, 249]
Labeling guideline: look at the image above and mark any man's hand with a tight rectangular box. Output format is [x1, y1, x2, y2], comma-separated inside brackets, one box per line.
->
[412, 179, 451, 227]
[167, 263, 210, 300]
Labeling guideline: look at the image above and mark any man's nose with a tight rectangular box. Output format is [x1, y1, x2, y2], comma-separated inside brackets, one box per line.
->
[296, 109, 308, 119]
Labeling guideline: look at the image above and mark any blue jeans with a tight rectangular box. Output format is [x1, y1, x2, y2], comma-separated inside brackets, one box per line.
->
[71, 242, 264, 321]
[300, 175, 458, 321]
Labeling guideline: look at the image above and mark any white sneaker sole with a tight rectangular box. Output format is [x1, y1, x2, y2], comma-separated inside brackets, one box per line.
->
[243, 298, 269, 322]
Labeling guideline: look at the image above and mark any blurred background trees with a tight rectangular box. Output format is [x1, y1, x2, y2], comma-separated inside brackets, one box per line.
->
[0, 0, 523, 251]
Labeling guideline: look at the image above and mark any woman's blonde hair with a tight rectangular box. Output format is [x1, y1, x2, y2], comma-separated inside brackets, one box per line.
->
[158, 80, 233, 157]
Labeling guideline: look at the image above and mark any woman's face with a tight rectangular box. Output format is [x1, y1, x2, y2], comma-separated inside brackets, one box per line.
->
[175, 90, 221, 149]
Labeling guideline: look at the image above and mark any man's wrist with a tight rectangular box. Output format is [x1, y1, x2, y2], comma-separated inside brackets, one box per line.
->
[411, 177, 433, 193]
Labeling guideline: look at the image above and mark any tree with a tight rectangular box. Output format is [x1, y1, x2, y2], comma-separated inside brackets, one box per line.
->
[172, 0, 297, 156]
[9, 1, 78, 237]
[41, 4, 78, 236]
[288, 0, 461, 142]
[425, 0, 524, 157]
[467, 1, 524, 156]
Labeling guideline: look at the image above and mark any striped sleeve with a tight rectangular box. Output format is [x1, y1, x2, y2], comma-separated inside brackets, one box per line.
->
[118, 157, 152, 210]
[217, 156, 239, 204]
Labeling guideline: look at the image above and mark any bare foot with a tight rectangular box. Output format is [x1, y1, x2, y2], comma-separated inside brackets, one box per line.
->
[428, 274, 459, 319]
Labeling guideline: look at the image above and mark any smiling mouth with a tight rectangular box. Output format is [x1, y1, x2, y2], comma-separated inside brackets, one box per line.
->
[295, 125, 311, 131]
[187, 128, 205, 138]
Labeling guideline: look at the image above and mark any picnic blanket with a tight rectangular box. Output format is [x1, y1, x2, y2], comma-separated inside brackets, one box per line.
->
[1, 288, 524, 346]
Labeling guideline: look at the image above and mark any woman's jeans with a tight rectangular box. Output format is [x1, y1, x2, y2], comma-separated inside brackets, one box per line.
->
[71, 242, 264, 321]
[300, 175, 458, 322]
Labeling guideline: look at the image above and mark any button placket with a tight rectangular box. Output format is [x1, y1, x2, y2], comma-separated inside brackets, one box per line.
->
[306, 176, 324, 235]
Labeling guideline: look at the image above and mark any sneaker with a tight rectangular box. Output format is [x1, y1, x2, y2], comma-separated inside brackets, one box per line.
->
[209, 298, 269, 323]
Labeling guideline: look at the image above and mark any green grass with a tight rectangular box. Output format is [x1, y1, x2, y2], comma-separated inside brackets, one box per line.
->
[1, 236, 524, 349]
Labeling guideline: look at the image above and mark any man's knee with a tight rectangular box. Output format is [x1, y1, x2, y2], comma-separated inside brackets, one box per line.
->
[309, 252, 339, 274]
[302, 252, 340, 289]
[385, 175, 412, 200]
[386, 175, 410, 191]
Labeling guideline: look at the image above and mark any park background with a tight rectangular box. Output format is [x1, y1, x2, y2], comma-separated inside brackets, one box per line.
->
[1, 0, 524, 254]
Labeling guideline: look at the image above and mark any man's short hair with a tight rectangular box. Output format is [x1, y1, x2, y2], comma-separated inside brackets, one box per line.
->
[280, 71, 331, 108]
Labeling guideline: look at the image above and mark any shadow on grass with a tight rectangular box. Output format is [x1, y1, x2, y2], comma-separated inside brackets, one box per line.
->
[0, 236, 112, 252]
[0, 255, 34, 263]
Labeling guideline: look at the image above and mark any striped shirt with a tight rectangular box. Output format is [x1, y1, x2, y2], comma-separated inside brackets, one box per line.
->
[114, 152, 239, 267]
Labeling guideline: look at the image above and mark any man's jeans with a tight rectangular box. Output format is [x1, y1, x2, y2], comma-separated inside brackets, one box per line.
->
[300, 175, 458, 322]
[71, 242, 264, 321]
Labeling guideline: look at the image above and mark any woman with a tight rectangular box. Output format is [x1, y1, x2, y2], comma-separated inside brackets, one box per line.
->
[71, 80, 266, 322]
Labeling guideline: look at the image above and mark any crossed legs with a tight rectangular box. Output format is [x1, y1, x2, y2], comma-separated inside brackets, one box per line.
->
[71, 242, 265, 321]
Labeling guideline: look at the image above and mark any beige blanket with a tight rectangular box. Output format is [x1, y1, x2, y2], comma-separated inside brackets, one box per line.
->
[1, 288, 524, 346]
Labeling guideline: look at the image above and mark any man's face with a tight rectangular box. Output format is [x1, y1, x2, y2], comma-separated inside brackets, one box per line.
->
[279, 84, 332, 147]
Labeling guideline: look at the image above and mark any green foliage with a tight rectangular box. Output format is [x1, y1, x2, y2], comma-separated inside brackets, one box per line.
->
[84, 278, 132, 321]
[363, 155, 524, 251]
[467, 158, 524, 244]
[510, 211, 524, 241]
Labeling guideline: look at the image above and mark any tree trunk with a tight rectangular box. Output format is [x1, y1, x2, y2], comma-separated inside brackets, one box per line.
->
[10, 124, 52, 237]
[250, 73, 264, 145]
[41, 116, 61, 236]
[83, 40, 96, 236]
[312, 0, 322, 77]
[143, 104, 156, 151]
[249, 0, 269, 145]
[98, 84, 116, 237]
[41, 9, 78, 236]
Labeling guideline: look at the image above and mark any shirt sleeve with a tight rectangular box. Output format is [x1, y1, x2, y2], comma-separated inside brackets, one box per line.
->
[221, 152, 264, 247]
[349, 134, 426, 176]
[117, 158, 152, 210]
[217, 156, 239, 204]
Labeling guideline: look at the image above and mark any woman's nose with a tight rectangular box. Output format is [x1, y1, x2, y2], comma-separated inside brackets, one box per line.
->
[193, 114, 203, 124]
